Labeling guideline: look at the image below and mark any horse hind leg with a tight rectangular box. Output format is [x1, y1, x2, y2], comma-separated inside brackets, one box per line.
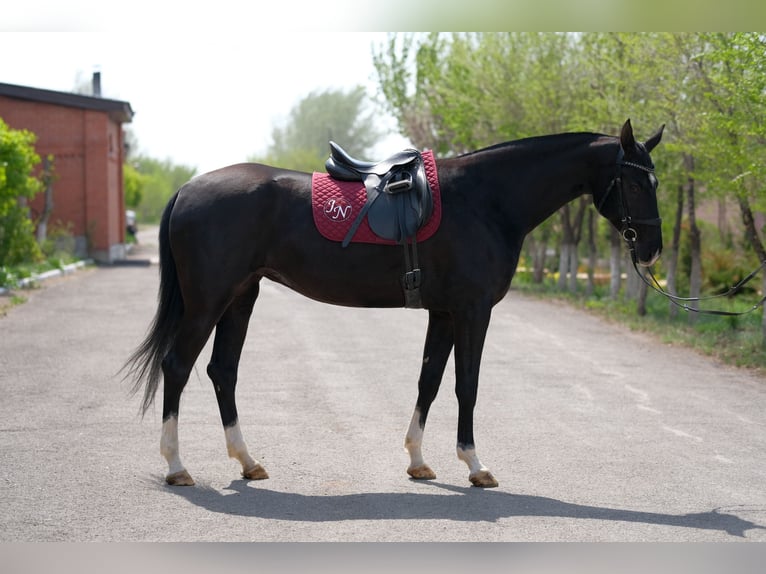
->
[207, 281, 268, 481]
[405, 310, 454, 481]
[161, 314, 220, 486]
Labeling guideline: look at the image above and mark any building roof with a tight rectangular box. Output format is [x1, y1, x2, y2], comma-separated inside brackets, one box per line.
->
[0, 81, 134, 123]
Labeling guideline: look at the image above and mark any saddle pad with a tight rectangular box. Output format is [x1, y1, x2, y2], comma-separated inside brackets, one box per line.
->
[312, 149, 441, 245]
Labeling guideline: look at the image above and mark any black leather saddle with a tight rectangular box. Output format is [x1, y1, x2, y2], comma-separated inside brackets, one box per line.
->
[325, 141, 433, 248]
[324, 141, 434, 308]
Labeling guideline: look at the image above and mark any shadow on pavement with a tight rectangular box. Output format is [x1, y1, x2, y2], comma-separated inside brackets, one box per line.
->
[155, 477, 765, 538]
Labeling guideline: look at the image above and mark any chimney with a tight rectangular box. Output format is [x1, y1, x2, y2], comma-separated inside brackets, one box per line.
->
[92, 71, 101, 97]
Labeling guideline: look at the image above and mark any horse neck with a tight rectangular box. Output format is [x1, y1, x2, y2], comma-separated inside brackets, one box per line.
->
[458, 133, 619, 234]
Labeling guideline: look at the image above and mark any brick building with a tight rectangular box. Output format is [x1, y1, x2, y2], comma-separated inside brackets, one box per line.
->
[0, 78, 134, 262]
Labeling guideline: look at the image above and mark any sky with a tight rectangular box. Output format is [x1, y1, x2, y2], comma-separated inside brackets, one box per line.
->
[3, 3, 763, 176]
[0, 31, 408, 175]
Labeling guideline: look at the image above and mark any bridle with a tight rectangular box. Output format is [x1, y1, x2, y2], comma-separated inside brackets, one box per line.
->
[596, 147, 662, 244]
[598, 149, 766, 317]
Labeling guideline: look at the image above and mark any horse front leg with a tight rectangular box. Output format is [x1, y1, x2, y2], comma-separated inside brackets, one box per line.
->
[453, 302, 498, 488]
[405, 310, 454, 480]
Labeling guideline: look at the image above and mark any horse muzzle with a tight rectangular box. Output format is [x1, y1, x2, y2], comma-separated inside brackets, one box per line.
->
[638, 249, 662, 268]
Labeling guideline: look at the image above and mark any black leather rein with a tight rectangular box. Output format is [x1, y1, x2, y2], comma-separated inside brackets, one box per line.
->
[600, 150, 766, 317]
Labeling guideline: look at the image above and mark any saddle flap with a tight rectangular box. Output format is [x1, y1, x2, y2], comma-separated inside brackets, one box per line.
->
[367, 161, 433, 242]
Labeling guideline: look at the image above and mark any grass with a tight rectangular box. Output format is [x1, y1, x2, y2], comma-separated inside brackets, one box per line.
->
[0, 293, 27, 316]
[0, 255, 84, 317]
[0, 255, 80, 290]
[512, 274, 766, 375]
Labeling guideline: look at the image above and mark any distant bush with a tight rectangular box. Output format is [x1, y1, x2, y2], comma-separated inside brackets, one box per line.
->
[0, 117, 43, 266]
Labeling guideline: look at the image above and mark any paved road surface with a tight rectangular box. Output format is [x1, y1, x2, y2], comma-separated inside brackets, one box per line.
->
[1, 228, 765, 542]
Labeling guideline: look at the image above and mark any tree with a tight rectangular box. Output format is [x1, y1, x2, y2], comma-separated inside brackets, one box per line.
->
[0, 117, 43, 266]
[373, 32, 766, 333]
[374, 32, 589, 289]
[123, 162, 146, 208]
[131, 156, 196, 223]
[689, 33, 766, 337]
[251, 87, 382, 172]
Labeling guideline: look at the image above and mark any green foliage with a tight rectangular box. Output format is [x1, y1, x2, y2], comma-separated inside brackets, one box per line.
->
[130, 156, 196, 224]
[374, 32, 766, 346]
[0, 117, 43, 266]
[123, 162, 146, 208]
[38, 221, 77, 263]
[692, 34, 766, 210]
[251, 86, 382, 172]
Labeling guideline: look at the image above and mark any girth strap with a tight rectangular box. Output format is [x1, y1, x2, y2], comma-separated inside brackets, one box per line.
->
[399, 199, 423, 309]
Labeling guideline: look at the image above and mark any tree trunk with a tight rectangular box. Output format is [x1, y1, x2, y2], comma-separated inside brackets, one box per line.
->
[36, 156, 54, 245]
[609, 227, 622, 299]
[532, 240, 547, 283]
[717, 198, 729, 243]
[558, 205, 574, 291]
[557, 200, 588, 293]
[625, 251, 639, 300]
[568, 244, 579, 293]
[666, 183, 685, 318]
[637, 266, 649, 316]
[531, 226, 551, 284]
[557, 242, 571, 290]
[685, 154, 702, 323]
[586, 208, 597, 296]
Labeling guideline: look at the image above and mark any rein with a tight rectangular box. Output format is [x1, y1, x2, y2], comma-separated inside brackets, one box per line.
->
[602, 150, 766, 317]
[628, 247, 766, 317]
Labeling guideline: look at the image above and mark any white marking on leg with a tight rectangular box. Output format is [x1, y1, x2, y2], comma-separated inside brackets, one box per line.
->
[160, 416, 186, 476]
[457, 445, 489, 476]
[404, 408, 426, 469]
[225, 421, 259, 472]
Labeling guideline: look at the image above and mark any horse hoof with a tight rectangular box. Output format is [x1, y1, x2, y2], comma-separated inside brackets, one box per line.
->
[242, 464, 269, 480]
[469, 470, 499, 488]
[407, 464, 437, 480]
[166, 470, 195, 486]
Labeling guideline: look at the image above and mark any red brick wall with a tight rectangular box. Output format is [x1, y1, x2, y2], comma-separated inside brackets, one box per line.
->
[0, 95, 126, 261]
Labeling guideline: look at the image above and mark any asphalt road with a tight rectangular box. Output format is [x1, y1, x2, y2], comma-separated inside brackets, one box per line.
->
[1, 228, 766, 543]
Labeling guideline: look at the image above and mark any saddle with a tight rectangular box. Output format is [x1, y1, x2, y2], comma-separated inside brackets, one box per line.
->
[325, 142, 434, 308]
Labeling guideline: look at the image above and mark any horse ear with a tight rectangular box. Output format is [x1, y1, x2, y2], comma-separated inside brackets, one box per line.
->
[620, 119, 636, 152]
[644, 124, 665, 153]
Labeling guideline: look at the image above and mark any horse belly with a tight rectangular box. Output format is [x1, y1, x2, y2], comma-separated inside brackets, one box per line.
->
[259, 241, 408, 308]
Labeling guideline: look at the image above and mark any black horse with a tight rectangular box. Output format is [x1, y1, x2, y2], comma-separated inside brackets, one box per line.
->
[125, 119, 664, 488]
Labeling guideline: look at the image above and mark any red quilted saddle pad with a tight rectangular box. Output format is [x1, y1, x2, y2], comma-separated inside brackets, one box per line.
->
[311, 149, 441, 245]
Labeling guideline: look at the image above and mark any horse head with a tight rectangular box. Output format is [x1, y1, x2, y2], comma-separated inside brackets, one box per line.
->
[596, 119, 665, 267]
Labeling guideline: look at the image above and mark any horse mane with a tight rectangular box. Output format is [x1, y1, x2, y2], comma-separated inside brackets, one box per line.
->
[458, 131, 609, 158]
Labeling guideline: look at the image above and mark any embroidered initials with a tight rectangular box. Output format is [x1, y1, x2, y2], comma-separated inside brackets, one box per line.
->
[323, 198, 352, 222]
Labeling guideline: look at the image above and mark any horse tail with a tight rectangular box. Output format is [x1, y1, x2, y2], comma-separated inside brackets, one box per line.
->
[123, 190, 183, 416]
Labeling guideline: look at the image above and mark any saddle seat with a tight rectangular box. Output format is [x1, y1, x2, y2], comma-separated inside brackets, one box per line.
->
[326, 141, 421, 181]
